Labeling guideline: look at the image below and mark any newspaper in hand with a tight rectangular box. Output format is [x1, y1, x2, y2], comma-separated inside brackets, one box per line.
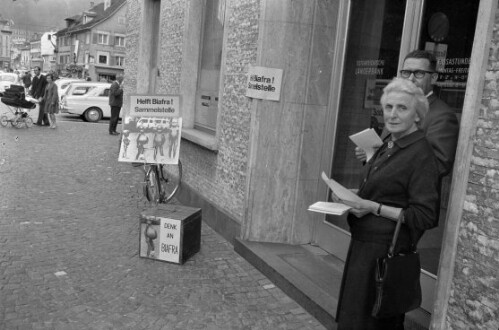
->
[308, 201, 351, 216]
[349, 128, 383, 161]
[321, 171, 362, 204]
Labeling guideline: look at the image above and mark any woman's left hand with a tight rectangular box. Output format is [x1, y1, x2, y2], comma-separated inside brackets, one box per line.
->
[341, 198, 377, 218]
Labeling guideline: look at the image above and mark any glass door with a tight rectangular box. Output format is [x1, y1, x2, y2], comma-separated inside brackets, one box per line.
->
[315, 0, 479, 318]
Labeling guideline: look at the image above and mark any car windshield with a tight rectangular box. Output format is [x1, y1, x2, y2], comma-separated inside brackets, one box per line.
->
[0, 75, 16, 82]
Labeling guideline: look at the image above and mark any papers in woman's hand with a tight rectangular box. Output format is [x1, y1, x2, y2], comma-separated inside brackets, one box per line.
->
[308, 202, 351, 216]
[349, 128, 383, 161]
[321, 172, 362, 204]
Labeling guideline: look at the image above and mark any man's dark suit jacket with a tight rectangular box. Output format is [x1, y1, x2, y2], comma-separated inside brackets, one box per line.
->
[31, 74, 47, 99]
[109, 81, 123, 107]
[423, 93, 459, 177]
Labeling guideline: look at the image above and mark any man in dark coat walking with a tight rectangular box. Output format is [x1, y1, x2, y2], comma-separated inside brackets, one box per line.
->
[31, 66, 49, 126]
[108, 74, 124, 135]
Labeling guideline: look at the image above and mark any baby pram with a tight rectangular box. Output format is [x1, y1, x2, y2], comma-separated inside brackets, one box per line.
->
[0, 85, 36, 128]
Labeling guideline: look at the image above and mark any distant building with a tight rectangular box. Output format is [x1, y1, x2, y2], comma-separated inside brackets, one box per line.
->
[55, 0, 126, 80]
[40, 32, 57, 72]
[0, 17, 13, 70]
[10, 27, 33, 45]
[29, 34, 42, 71]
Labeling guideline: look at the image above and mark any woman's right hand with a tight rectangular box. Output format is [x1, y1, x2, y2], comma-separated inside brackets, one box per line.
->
[354, 147, 367, 162]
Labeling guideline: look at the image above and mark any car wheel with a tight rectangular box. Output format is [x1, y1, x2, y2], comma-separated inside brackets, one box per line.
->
[84, 107, 103, 122]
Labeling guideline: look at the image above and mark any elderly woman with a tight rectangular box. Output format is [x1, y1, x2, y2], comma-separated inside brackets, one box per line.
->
[43, 73, 59, 129]
[335, 78, 440, 329]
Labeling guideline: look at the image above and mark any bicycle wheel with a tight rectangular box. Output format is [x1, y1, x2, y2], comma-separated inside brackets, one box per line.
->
[158, 160, 182, 203]
[0, 115, 8, 127]
[143, 166, 161, 203]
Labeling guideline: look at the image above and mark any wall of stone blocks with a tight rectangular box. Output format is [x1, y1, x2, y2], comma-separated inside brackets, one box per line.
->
[122, 0, 141, 106]
[123, 0, 261, 223]
[446, 8, 499, 329]
[175, 0, 261, 223]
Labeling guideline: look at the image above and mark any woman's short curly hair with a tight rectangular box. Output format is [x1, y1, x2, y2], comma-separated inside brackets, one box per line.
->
[380, 78, 429, 128]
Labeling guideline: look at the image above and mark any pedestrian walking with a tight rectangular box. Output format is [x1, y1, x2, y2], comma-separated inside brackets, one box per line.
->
[335, 78, 440, 329]
[43, 73, 59, 129]
[30, 66, 49, 126]
[22, 70, 32, 91]
[108, 74, 124, 135]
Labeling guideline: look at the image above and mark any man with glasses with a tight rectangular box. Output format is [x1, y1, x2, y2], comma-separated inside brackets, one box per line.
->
[30, 66, 49, 126]
[357, 50, 459, 177]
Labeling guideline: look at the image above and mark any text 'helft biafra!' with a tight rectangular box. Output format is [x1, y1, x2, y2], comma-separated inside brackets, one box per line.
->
[135, 98, 176, 113]
[247, 75, 276, 92]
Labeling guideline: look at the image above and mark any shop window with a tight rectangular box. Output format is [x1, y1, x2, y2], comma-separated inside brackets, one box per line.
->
[194, 0, 225, 134]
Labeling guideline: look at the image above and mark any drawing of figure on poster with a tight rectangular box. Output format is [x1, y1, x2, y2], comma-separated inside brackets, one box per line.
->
[135, 130, 149, 160]
[167, 117, 180, 160]
[153, 128, 166, 161]
[139, 217, 160, 259]
[121, 130, 130, 158]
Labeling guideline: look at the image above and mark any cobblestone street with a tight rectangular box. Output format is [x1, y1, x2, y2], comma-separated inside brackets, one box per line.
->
[0, 113, 325, 330]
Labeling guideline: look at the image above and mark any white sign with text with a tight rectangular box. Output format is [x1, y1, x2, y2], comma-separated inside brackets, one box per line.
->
[158, 217, 182, 263]
[130, 95, 181, 117]
[245, 66, 283, 101]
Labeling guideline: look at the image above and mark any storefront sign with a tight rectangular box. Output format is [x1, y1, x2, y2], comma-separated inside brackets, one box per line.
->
[246, 66, 283, 101]
[426, 42, 470, 86]
[119, 95, 182, 165]
[355, 59, 385, 76]
[130, 95, 180, 117]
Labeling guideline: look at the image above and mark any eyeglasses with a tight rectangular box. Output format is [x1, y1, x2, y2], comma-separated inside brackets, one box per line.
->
[399, 70, 434, 79]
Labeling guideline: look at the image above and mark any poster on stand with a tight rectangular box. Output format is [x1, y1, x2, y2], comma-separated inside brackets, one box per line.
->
[118, 95, 181, 165]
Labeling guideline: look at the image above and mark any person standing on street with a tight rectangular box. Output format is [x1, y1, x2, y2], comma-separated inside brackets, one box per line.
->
[43, 73, 59, 129]
[22, 70, 32, 92]
[336, 78, 440, 329]
[31, 66, 49, 126]
[108, 74, 124, 135]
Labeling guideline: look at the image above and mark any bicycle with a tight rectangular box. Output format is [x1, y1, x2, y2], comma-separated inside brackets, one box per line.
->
[134, 161, 182, 203]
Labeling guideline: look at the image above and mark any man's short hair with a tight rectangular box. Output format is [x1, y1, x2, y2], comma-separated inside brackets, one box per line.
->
[404, 50, 437, 72]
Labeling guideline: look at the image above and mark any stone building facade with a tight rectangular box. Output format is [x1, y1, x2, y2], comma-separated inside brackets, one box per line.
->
[123, 0, 499, 329]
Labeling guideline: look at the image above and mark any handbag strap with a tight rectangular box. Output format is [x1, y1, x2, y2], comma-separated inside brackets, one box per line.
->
[388, 212, 404, 257]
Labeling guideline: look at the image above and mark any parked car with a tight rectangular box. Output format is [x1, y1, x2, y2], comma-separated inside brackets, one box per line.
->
[60, 82, 116, 122]
[0, 73, 22, 96]
[55, 78, 84, 103]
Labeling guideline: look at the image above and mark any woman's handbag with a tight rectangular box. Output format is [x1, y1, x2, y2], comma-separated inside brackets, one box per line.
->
[371, 214, 422, 318]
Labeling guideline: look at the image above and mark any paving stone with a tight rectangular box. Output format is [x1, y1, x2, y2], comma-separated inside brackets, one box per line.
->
[0, 115, 325, 329]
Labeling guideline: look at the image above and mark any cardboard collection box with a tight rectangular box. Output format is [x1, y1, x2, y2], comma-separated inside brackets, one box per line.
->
[139, 204, 201, 264]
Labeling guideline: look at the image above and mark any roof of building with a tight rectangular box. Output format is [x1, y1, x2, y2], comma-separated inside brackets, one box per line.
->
[56, 0, 126, 36]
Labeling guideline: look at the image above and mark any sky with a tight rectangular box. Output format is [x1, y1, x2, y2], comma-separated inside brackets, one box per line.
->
[1, 0, 103, 32]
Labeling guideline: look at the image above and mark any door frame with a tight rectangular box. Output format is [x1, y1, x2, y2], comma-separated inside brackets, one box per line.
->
[314, 0, 491, 326]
